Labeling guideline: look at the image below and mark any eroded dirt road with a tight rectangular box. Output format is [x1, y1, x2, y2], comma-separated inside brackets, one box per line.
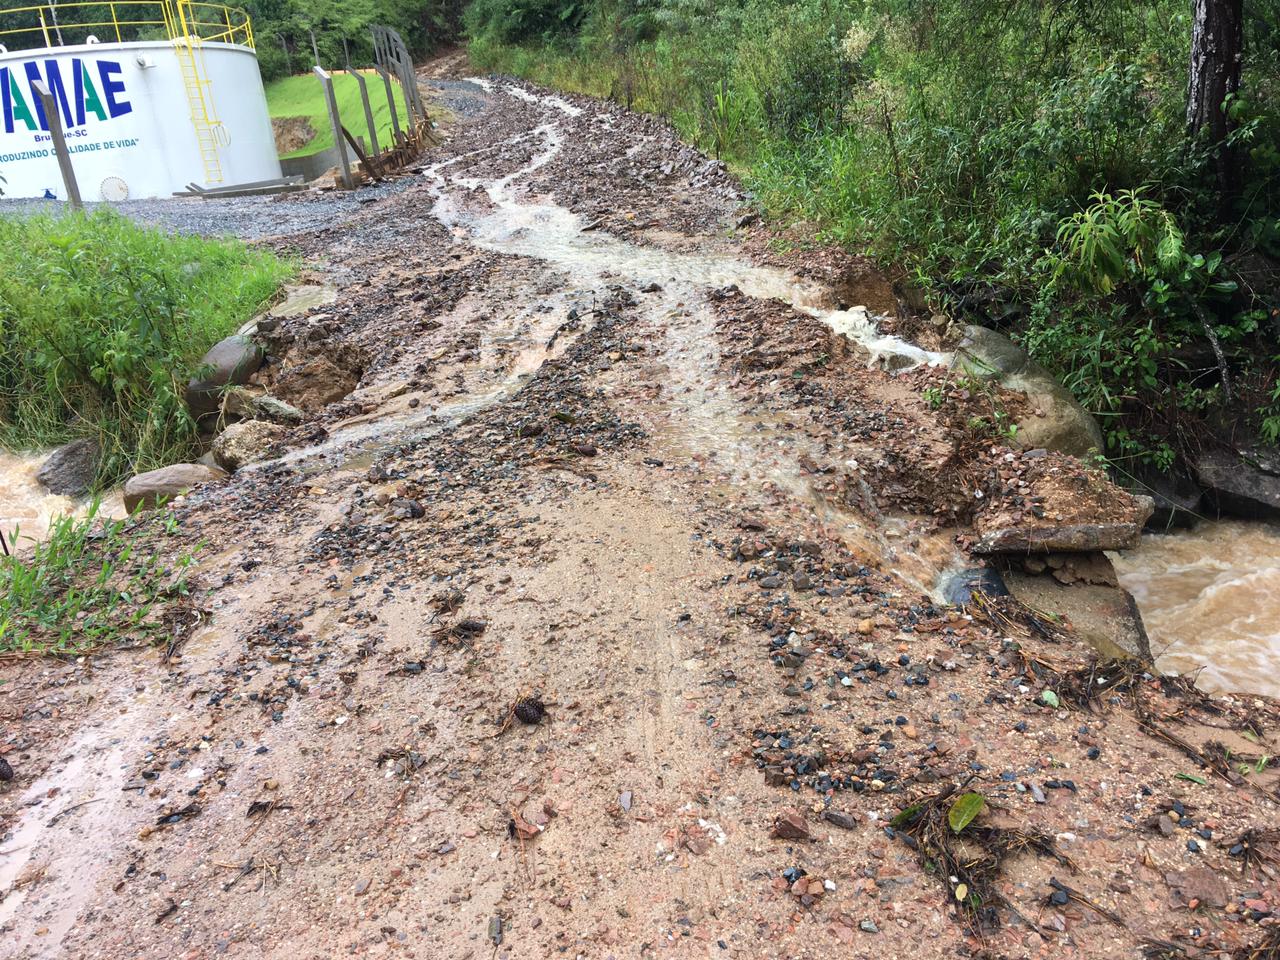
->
[3, 74, 1280, 960]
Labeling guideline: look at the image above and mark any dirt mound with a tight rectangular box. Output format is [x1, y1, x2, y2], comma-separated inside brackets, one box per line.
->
[271, 116, 315, 155]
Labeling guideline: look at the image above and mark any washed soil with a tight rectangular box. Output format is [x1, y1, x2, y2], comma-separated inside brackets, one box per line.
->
[3, 71, 1280, 960]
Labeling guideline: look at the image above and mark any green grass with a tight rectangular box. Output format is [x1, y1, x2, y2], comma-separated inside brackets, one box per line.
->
[265, 69, 410, 159]
[0, 503, 199, 658]
[0, 210, 293, 488]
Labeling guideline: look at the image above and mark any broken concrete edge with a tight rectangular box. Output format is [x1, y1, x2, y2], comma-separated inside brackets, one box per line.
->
[996, 553, 1154, 664]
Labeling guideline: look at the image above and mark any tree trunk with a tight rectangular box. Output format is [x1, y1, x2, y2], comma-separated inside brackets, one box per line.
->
[1187, 0, 1244, 204]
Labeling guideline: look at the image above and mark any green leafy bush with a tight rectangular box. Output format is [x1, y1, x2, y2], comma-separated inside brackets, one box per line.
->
[730, 6, 850, 141]
[465, 0, 586, 45]
[0, 211, 291, 487]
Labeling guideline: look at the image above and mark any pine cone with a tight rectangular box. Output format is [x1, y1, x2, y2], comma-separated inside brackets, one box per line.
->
[514, 698, 545, 725]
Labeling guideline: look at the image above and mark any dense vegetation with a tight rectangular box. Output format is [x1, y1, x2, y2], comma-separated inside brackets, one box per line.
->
[466, 0, 1280, 473]
[0, 212, 291, 488]
[243, 0, 465, 79]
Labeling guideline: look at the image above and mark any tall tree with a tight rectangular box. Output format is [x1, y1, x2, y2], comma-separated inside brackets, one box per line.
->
[1186, 0, 1244, 204]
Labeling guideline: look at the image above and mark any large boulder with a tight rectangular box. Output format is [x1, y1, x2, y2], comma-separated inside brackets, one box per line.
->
[1194, 446, 1280, 520]
[124, 463, 227, 513]
[953, 325, 1104, 458]
[186, 335, 265, 420]
[212, 419, 286, 471]
[36, 438, 99, 496]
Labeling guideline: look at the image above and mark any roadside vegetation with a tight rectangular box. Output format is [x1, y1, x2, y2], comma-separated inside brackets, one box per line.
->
[0, 211, 291, 489]
[464, 0, 1280, 473]
[0, 504, 199, 658]
[265, 69, 409, 158]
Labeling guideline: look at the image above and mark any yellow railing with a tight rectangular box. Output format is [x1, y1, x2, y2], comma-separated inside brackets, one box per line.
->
[0, 1, 254, 51]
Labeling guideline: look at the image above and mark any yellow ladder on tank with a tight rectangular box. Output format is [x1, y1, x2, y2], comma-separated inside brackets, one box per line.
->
[166, 0, 224, 185]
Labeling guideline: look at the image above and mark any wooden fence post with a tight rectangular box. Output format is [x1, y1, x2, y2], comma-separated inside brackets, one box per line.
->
[32, 80, 82, 209]
[313, 66, 354, 190]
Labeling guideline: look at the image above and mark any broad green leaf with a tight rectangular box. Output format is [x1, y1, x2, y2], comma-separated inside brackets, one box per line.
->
[890, 803, 923, 828]
[948, 792, 985, 833]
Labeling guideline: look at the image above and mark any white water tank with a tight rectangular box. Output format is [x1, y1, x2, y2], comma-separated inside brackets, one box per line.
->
[0, 33, 281, 200]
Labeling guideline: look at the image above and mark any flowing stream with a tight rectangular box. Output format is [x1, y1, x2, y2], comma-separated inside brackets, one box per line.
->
[1114, 521, 1280, 698]
[0, 451, 125, 547]
[0, 451, 86, 547]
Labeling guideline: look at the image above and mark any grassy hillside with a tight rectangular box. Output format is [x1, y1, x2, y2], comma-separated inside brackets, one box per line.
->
[265, 69, 409, 158]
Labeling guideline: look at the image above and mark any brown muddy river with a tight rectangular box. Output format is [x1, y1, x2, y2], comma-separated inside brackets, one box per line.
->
[1114, 520, 1280, 698]
[0, 450, 79, 547]
[0, 451, 124, 548]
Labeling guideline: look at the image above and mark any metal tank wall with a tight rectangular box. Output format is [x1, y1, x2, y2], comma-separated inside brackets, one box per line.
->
[0, 40, 281, 200]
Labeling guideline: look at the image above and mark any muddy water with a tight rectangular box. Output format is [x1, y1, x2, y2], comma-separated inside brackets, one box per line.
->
[1114, 521, 1280, 698]
[417, 84, 957, 593]
[0, 451, 82, 547]
[0, 452, 127, 547]
[426, 111, 946, 368]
